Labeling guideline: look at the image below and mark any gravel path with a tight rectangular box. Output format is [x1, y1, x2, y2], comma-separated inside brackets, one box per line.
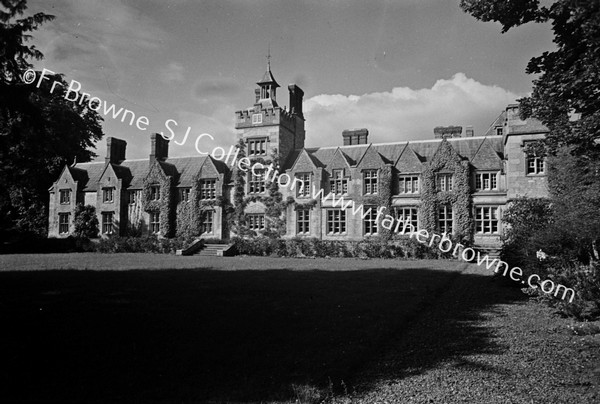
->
[334, 263, 600, 404]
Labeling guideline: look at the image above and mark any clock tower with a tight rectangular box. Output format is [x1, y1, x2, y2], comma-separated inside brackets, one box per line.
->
[234, 62, 305, 165]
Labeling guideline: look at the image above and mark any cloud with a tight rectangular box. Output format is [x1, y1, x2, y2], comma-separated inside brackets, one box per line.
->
[160, 62, 185, 83]
[194, 79, 243, 99]
[303, 73, 523, 147]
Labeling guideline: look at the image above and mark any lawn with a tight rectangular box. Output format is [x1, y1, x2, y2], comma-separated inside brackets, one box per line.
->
[0, 255, 472, 403]
[0, 254, 597, 403]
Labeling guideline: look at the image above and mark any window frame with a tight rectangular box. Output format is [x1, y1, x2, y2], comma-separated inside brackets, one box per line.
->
[247, 214, 265, 231]
[200, 210, 214, 234]
[526, 155, 546, 175]
[475, 206, 500, 235]
[295, 173, 311, 198]
[58, 212, 70, 234]
[59, 189, 71, 205]
[438, 205, 453, 235]
[363, 206, 378, 236]
[393, 207, 419, 230]
[149, 185, 161, 201]
[179, 187, 191, 203]
[398, 175, 420, 194]
[247, 138, 267, 156]
[199, 179, 217, 200]
[102, 187, 115, 203]
[474, 171, 499, 191]
[326, 209, 347, 235]
[128, 190, 138, 205]
[436, 173, 454, 192]
[248, 169, 266, 194]
[251, 113, 263, 125]
[149, 211, 160, 234]
[330, 169, 348, 195]
[101, 212, 114, 235]
[296, 209, 310, 235]
[363, 169, 378, 195]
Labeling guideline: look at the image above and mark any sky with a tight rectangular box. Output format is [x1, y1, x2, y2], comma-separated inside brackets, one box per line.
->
[24, 0, 556, 161]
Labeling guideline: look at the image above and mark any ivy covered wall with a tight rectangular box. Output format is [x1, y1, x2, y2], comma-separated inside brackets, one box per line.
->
[420, 139, 473, 244]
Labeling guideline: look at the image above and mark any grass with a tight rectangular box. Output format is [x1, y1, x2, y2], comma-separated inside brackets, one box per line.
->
[0, 254, 597, 403]
[0, 255, 468, 403]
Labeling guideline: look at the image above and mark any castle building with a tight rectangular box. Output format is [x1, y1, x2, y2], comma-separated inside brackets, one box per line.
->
[48, 65, 549, 250]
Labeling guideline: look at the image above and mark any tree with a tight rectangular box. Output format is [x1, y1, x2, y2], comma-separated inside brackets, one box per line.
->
[73, 204, 99, 239]
[0, 0, 104, 237]
[547, 146, 600, 262]
[460, 0, 600, 157]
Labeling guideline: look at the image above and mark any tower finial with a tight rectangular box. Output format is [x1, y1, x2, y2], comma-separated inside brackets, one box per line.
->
[267, 43, 271, 70]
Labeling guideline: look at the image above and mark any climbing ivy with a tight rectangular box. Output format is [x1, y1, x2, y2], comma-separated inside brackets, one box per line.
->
[231, 139, 248, 235]
[142, 160, 174, 237]
[523, 139, 547, 157]
[420, 139, 473, 244]
[377, 164, 393, 239]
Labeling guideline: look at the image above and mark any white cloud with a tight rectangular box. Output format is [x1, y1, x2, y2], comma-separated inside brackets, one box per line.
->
[303, 73, 523, 147]
[160, 62, 185, 83]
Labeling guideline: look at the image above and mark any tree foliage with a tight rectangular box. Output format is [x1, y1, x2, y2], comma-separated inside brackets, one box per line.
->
[0, 0, 104, 237]
[73, 204, 98, 238]
[547, 146, 600, 260]
[461, 0, 600, 157]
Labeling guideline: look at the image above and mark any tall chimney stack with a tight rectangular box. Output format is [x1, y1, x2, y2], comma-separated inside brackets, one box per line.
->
[288, 84, 304, 119]
[150, 133, 169, 161]
[105, 137, 127, 165]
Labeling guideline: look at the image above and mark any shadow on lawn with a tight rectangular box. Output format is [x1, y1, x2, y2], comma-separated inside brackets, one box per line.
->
[0, 266, 525, 403]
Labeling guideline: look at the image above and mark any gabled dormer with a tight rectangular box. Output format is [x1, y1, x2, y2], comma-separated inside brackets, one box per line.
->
[326, 148, 352, 176]
[395, 144, 422, 173]
[356, 144, 386, 170]
[470, 138, 503, 171]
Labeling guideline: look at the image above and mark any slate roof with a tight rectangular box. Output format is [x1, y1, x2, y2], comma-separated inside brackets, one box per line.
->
[257, 68, 279, 87]
[285, 136, 506, 172]
[509, 118, 548, 134]
[70, 135, 511, 193]
[71, 162, 105, 192]
[71, 155, 230, 191]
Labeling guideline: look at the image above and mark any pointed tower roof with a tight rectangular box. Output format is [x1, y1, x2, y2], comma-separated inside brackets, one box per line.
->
[257, 50, 280, 87]
[257, 68, 280, 87]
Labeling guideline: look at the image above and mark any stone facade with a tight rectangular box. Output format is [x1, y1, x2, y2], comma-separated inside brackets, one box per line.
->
[48, 67, 549, 248]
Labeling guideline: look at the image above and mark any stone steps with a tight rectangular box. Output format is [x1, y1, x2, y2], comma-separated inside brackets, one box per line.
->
[195, 244, 230, 256]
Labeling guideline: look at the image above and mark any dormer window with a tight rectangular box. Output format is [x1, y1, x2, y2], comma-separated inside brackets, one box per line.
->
[475, 172, 499, 191]
[150, 185, 160, 201]
[363, 170, 378, 195]
[59, 189, 71, 204]
[436, 173, 453, 192]
[295, 173, 311, 198]
[330, 170, 348, 195]
[102, 187, 114, 203]
[399, 175, 419, 194]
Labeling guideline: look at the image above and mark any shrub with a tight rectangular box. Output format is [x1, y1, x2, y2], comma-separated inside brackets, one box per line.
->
[230, 236, 453, 260]
[530, 261, 600, 321]
[73, 204, 99, 238]
[95, 235, 196, 254]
